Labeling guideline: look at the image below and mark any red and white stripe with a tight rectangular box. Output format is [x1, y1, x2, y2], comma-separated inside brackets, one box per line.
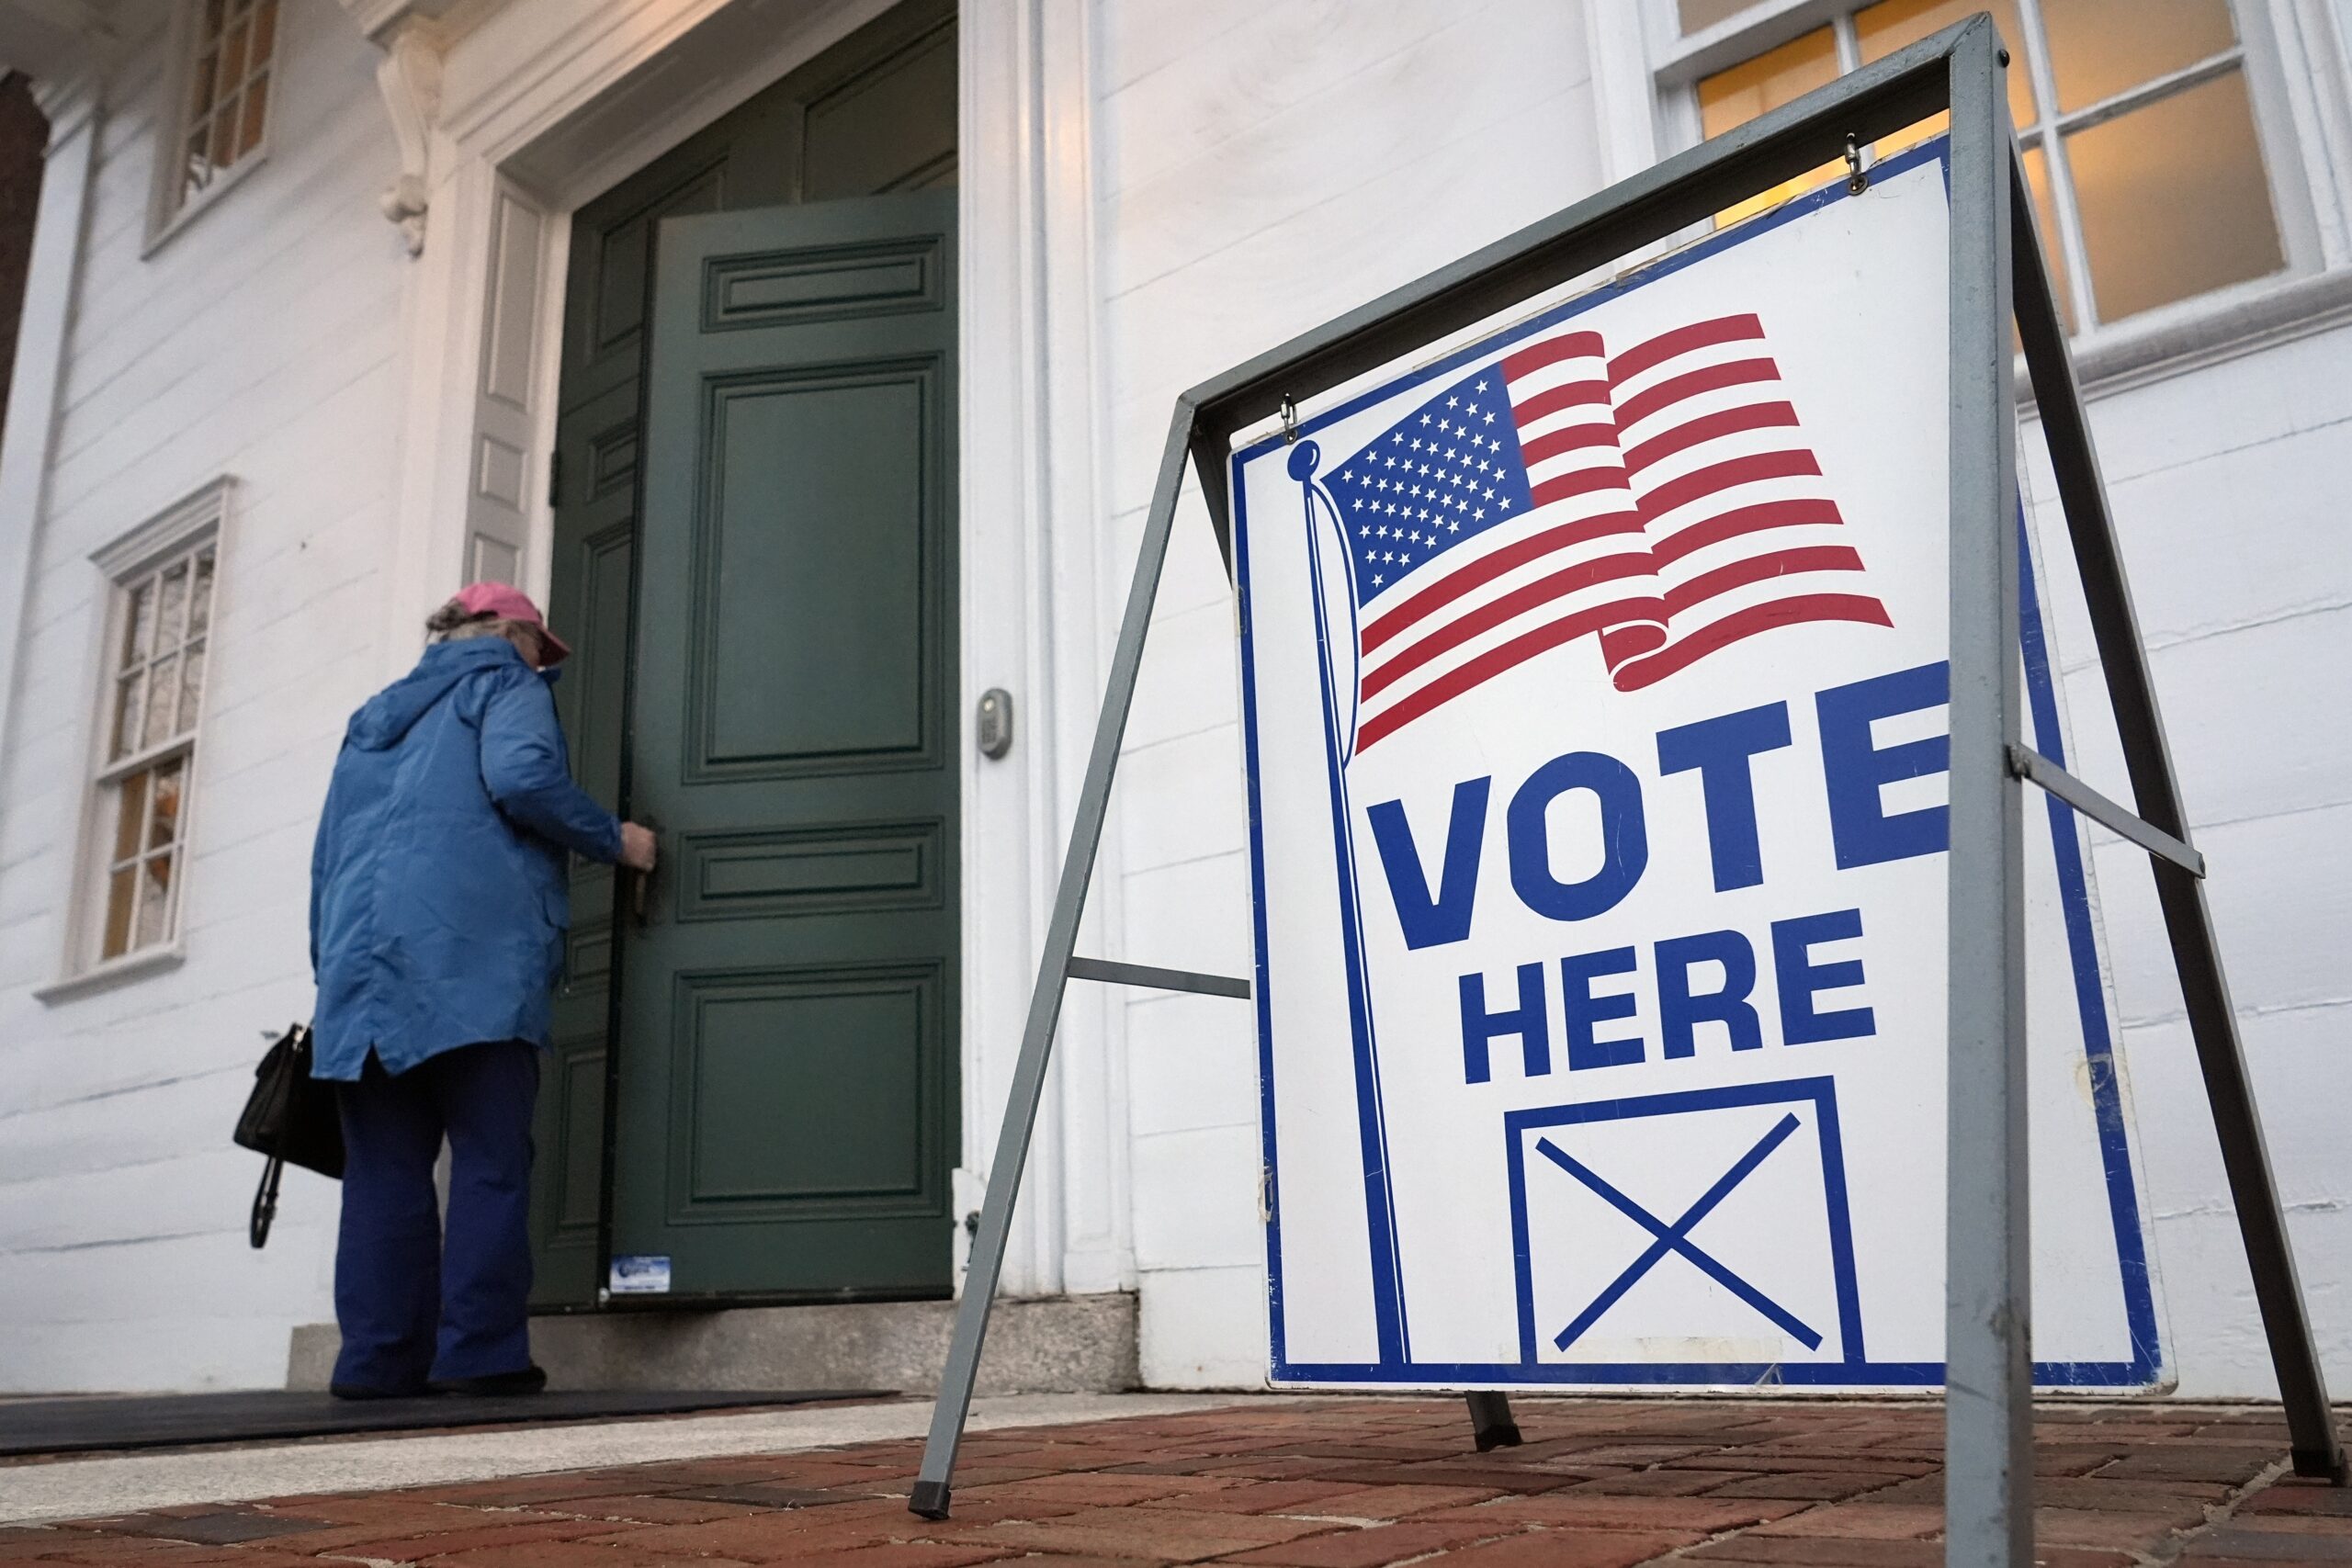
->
[1599, 314, 1891, 692]
[1351, 330, 1656, 754]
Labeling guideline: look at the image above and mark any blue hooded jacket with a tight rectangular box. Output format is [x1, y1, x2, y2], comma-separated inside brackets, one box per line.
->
[309, 637, 622, 1080]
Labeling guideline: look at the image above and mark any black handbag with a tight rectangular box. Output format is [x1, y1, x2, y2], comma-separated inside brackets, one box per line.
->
[233, 1022, 345, 1247]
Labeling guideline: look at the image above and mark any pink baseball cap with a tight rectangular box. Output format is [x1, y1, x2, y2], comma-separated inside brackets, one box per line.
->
[452, 581, 572, 664]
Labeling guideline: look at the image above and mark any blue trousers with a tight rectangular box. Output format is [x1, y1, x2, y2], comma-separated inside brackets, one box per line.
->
[332, 1040, 538, 1392]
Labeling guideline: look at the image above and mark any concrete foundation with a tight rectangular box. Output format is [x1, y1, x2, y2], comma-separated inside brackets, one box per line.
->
[286, 1292, 1140, 1396]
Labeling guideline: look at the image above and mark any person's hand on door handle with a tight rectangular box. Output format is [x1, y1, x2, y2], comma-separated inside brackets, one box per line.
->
[619, 822, 659, 873]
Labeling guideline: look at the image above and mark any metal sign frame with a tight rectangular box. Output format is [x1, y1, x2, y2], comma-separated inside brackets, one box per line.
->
[907, 17, 2344, 1563]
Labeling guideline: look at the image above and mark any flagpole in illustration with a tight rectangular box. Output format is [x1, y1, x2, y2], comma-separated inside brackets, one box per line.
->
[1293, 435, 1410, 1368]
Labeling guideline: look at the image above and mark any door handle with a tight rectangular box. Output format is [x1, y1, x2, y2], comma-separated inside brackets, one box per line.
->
[630, 817, 660, 928]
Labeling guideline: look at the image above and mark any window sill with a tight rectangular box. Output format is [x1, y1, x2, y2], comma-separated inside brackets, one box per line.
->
[141, 151, 270, 261]
[2022, 268, 2352, 410]
[34, 944, 187, 1005]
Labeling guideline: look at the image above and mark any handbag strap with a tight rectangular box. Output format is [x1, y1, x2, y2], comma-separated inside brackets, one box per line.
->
[249, 1156, 284, 1249]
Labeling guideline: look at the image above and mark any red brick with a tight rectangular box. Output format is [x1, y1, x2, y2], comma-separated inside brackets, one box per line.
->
[1411, 1494, 1803, 1532]
[2094, 1447, 2283, 1485]
[1747, 1502, 1946, 1540]
[2179, 1524, 2352, 1562]
[1221, 1521, 1525, 1567]
[1426, 1532, 1693, 1568]
[755, 1546, 1016, 1568]
[1278, 1484, 1507, 1520]
[1701, 1471, 1911, 1501]
[424, 1543, 758, 1568]
[1133, 1480, 1370, 1515]
[959, 1472, 1230, 1508]
[542, 1493, 775, 1525]
[2031, 1505, 2211, 1551]
[2248, 1483, 2352, 1518]
[967, 1505, 1344, 1562]
[1688, 1540, 1949, 1566]
[1572, 1468, 1751, 1496]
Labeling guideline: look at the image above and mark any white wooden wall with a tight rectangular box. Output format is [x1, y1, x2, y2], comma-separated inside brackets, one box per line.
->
[0, 3, 405, 1391]
[1091, 0, 1610, 1389]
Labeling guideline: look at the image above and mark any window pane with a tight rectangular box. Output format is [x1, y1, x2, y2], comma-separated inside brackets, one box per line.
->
[187, 50, 220, 122]
[2019, 146, 2076, 334]
[220, 16, 249, 88]
[188, 547, 217, 637]
[178, 639, 208, 731]
[1679, 0, 1758, 33]
[110, 769, 150, 867]
[112, 672, 145, 761]
[2066, 69, 2281, 321]
[209, 100, 241, 169]
[136, 854, 173, 949]
[122, 577, 155, 668]
[148, 760, 184, 852]
[183, 130, 211, 199]
[2041, 0, 2237, 113]
[1697, 27, 1844, 225]
[159, 560, 190, 651]
[143, 654, 180, 750]
[102, 865, 137, 959]
[237, 73, 268, 159]
[250, 0, 278, 63]
[1856, 0, 2037, 128]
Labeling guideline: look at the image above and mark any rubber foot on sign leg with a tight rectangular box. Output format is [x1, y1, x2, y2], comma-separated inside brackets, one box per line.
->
[1473, 1418, 1522, 1452]
[908, 1479, 953, 1519]
[2291, 1448, 2350, 1486]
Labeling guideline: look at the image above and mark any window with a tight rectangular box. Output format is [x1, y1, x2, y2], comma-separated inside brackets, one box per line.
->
[153, 0, 281, 232]
[60, 483, 228, 985]
[1674, 1, 2290, 333]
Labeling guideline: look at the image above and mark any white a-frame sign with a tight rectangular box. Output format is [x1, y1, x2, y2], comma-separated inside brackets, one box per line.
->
[1235, 140, 2149, 1392]
[911, 18, 2344, 1567]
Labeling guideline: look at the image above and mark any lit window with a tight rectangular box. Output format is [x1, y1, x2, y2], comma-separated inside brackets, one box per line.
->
[163, 0, 280, 222]
[1682, 0, 2286, 332]
[76, 487, 225, 972]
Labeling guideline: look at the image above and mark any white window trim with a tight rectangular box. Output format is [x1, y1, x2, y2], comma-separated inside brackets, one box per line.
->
[1611, 0, 2352, 394]
[142, 0, 293, 256]
[35, 478, 235, 1005]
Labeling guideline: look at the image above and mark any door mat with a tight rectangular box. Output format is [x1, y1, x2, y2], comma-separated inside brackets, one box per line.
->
[0, 1388, 889, 1457]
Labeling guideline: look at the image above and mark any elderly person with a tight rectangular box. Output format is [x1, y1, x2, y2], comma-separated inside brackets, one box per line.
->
[309, 582, 654, 1399]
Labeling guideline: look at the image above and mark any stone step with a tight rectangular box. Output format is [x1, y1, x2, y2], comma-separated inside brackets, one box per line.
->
[286, 1292, 1138, 1395]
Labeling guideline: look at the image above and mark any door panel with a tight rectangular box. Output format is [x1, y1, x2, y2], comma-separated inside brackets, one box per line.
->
[611, 191, 958, 1301]
[530, 0, 955, 1306]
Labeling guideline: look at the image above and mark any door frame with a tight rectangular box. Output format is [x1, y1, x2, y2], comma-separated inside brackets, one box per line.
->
[362, 0, 1130, 1302]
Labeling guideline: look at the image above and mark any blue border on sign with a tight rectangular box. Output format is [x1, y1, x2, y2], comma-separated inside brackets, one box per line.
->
[1229, 135, 2164, 1389]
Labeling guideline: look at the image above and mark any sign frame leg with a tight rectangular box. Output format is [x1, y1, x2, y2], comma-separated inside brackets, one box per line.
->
[1942, 21, 2030, 1568]
[2008, 150, 2347, 1488]
[909, 402, 1201, 1522]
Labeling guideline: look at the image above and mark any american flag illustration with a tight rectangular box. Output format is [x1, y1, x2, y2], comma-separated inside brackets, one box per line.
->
[1306, 312, 1892, 754]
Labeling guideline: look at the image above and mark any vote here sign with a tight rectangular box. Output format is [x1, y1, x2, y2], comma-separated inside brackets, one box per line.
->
[1228, 143, 2165, 1391]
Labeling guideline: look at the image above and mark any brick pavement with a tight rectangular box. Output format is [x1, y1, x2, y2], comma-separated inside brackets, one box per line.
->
[5, 1397, 2350, 1566]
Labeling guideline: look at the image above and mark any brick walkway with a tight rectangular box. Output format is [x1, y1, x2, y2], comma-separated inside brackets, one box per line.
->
[6, 1397, 2351, 1566]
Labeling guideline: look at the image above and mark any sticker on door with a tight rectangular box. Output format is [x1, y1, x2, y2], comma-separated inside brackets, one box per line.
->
[609, 1255, 673, 1294]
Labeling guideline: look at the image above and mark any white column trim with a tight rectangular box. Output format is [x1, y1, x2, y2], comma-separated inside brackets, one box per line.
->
[0, 78, 102, 831]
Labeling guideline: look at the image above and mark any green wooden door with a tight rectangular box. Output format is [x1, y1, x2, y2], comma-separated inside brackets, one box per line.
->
[611, 191, 958, 1300]
[528, 1, 956, 1306]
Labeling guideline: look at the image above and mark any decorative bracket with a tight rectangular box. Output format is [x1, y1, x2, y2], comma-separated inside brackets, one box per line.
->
[373, 21, 441, 254]
[338, 0, 478, 255]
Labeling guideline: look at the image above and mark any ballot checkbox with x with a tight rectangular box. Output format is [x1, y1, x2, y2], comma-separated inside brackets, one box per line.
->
[1506, 1078, 1867, 1369]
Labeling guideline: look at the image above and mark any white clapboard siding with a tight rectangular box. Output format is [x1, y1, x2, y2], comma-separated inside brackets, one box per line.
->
[0, 2, 404, 1393]
[1096, 0, 1602, 1390]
